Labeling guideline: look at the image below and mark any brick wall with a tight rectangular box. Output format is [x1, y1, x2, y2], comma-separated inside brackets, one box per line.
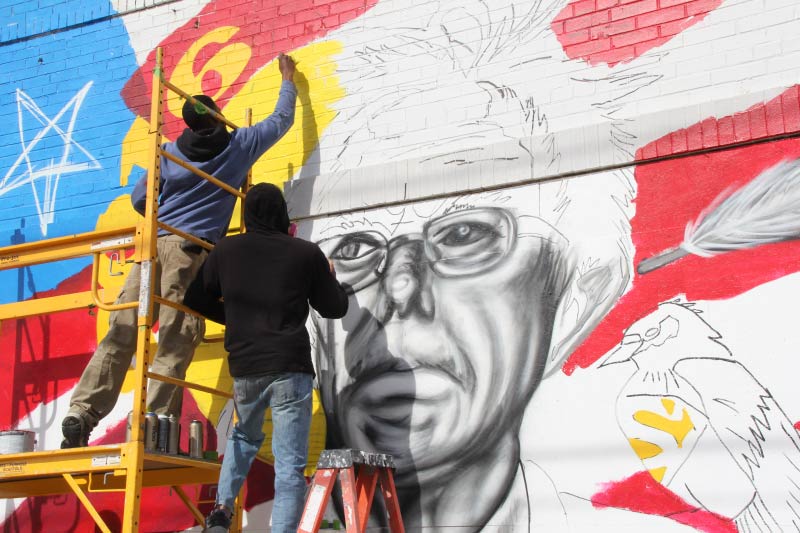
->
[2, 1, 800, 531]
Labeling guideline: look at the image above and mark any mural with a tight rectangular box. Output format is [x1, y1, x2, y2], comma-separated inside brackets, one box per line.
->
[304, 144, 800, 532]
[602, 299, 800, 532]
[1, 0, 800, 531]
[306, 171, 635, 530]
[0, 0, 138, 304]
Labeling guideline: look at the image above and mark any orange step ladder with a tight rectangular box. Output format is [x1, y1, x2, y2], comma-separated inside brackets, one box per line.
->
[297, 449, 405, 533]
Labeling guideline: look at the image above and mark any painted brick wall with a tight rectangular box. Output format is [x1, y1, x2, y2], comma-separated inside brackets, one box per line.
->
[3, 0, 800, 532]
[552, 0, 724, 66]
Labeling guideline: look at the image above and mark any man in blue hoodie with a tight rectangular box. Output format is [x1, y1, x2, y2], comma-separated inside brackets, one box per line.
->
[61, 54, 298, 449]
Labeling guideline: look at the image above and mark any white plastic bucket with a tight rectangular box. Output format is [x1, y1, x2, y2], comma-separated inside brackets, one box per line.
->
[0, 430, 36, 454]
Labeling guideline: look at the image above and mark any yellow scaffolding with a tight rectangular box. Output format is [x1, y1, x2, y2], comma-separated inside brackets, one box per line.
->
[0, 47, 253, 532]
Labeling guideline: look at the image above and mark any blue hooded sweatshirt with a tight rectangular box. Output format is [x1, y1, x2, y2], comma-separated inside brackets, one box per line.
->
[131, 80, 296, 243]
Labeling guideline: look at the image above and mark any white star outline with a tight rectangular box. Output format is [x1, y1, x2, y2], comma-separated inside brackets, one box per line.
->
[1, 81, 102, 236]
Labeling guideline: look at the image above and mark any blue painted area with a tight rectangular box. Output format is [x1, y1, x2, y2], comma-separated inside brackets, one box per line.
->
[1, 0, 116, 43]
[0, 1, 139, 304]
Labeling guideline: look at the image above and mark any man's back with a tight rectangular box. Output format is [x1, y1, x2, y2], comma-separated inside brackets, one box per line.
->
[130, 81, 297, 244]
[186, 182, 348, 378]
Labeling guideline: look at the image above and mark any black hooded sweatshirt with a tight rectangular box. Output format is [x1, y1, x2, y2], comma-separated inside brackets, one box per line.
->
[184, 183, 349, 378]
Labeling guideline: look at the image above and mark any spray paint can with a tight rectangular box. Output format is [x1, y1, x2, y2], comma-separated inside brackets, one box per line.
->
[157, 415, 170, 453]
[125, 411, 133, 442]
[144, 412, 158, 451]
[189, 420, 203, 459]
[168, 415, 180, 454]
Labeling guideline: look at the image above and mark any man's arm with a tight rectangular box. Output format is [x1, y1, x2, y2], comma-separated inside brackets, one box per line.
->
[130, 170, 164, 216]
[183, 251, 226, 325]
[309, 247, 349, 319]
[242, 53, 297, 156]
[131, 173, 148, 215]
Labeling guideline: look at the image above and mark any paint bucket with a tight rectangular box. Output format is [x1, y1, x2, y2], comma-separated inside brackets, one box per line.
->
[0, 430, 36, 454]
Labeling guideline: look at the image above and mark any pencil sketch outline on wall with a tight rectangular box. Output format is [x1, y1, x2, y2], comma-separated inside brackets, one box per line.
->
[602, 299, 800, 532]
[305, 138, 640, 531]
[0, 81, 101, 235]
[286, 1, 800, 531]
[294, 1, 668, 530]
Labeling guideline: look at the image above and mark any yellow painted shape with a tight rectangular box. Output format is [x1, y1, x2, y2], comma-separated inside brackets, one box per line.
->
[105, 37, 344, 471]
[661, 397, 675, 415]
[222, 40, 345, 187]
[628, 438, 663, 460]
[633, 406, 695, 448]
[181, 40, 344, 473]
[167, 26, 253, 120]
[119, 40, 345, 222]
[119, 117, 155, 187]
[648, 466, 667, 483]
[184, 341, 231, 425]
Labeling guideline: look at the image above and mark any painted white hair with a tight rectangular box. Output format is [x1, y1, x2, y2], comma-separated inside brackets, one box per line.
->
[307, 0, 639, 369]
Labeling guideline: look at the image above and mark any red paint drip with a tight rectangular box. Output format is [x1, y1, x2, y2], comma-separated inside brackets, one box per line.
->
[592, 471, 737, 533]
[564, 86, 800, 374]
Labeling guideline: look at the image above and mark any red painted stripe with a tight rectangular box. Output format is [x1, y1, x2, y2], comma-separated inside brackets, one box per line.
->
[0, 265, 96, 430]
[565, 86, 800, 374]
[592, 471, 738, 533]
[551, 0, 722, 66]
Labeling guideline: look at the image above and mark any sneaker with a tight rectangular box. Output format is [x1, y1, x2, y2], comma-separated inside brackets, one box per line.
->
[203, 507, 232, 532]
[60, 415, 90, 449]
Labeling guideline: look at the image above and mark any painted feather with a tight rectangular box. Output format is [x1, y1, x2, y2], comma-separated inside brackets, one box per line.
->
[638, 158, 800, 274]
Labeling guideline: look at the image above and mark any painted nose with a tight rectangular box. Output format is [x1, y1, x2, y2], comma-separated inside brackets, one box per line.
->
[381, 240, 434, 320]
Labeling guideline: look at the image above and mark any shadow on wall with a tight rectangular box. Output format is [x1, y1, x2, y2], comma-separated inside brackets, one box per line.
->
[286, 71, 320, 224]
[317, 294, 422, 527]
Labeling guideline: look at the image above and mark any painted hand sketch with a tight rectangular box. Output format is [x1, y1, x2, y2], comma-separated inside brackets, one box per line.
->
[602, 300, 800, 532]
[294, 2, 800, 531]
[0, 82, 101, 236]
[638, 159, 800, 274]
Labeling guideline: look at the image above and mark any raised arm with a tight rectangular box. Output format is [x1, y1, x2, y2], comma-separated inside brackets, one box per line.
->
[183, 251, 226, 325]
[240, 53, 298, 156]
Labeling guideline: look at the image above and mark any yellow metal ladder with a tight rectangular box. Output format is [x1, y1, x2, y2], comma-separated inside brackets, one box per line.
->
[0, 47, 254, 533]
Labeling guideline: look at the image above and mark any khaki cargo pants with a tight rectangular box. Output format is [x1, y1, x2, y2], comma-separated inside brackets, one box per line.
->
[68, 235, 208, 428]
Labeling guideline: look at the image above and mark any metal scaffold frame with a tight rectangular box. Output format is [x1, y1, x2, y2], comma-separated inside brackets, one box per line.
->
[0, 47, 252, 533]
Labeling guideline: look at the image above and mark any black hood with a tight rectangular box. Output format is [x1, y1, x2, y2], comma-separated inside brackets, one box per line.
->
[175, 123, 231, 162]
[244, 183, 290, 234]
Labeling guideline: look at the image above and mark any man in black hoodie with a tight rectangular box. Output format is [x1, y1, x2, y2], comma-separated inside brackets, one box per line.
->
[184, 183, 349, 533]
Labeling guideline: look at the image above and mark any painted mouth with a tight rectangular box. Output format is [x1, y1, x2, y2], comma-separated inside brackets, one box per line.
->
[344, 363, 463, 410]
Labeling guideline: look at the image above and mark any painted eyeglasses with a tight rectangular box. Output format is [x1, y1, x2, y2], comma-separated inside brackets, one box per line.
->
[317, 207, 516, 292]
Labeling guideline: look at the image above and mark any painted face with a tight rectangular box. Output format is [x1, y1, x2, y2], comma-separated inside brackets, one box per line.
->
[310, 189, 568, 485]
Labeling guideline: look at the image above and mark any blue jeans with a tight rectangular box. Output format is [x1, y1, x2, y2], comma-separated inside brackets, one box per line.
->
[215, 372, 313, 533]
